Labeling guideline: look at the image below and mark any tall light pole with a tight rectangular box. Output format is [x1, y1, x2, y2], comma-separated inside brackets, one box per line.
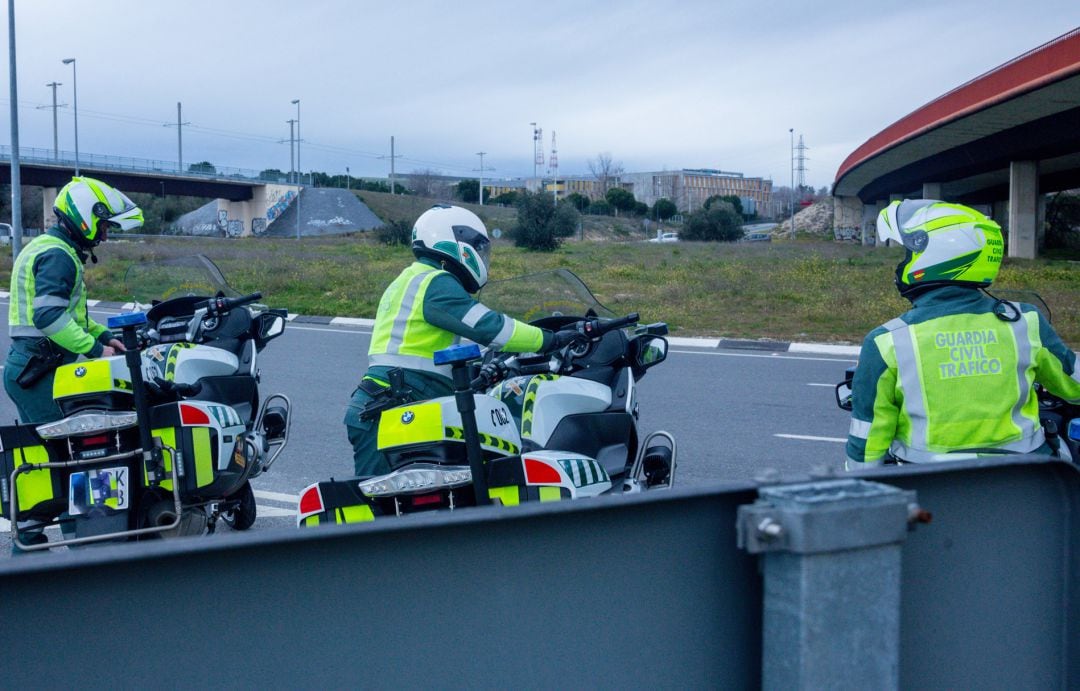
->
[346, 166, 350, 191]
[62, 58, 78, 176]
[9, 0, 24, 257]
[44, 81, 63, 161]
[789, 128, 795, 238]
[291, 99, 301, 240]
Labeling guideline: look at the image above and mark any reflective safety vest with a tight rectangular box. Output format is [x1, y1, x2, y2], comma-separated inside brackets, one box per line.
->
[367, 262, 545, 381]
[865, 309, 1044, 462]
[8, 234, 102, 354]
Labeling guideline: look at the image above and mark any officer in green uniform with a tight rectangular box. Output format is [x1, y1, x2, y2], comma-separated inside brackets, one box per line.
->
[5, 177, 142, 553]
[846, 199, 1080, 468]
[344, 204, 579, 477]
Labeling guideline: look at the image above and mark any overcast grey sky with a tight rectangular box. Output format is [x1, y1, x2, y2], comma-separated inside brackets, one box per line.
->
[3, 1, 1078, 189]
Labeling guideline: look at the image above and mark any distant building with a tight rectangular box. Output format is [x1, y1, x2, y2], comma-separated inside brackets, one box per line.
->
[479, 168, 772, 216]
[620, 169, 771, 215]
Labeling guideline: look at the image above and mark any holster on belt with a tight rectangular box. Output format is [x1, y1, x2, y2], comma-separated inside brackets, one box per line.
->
[357, 368, 412, 421]
[15, 338, 65, 389]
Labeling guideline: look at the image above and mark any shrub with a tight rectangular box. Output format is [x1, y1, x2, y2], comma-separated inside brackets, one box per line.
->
[375, 218, 412, 246]
[513, 190, 579, 251]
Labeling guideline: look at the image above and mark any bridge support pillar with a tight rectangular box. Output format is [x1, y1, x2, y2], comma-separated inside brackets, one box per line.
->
[41, 187, 58, 230]
[922, 182, 942, 199]
[1008, 160, 1038, 259]
[738, 479, 917, 691]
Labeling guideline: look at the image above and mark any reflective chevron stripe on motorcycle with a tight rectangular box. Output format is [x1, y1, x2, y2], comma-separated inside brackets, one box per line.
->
[164, 342, 195, 381]
[444, 426, 519, 454]
[520, 374, 557, 439]
[557, 458, 610, 488]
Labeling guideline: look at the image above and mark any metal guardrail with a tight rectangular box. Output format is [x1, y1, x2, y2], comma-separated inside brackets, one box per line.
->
[0, 455, 1076, 688]
[0, 145, 311, 186]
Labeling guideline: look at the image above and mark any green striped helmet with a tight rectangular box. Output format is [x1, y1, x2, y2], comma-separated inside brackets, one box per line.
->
[877, 199, 1004, 298]
[54, 176, 144, 246]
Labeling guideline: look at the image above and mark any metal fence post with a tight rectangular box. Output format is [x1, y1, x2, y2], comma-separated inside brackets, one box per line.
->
[738, 479, 921, 690]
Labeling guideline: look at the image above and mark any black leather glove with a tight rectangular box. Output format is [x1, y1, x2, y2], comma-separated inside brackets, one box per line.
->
[549, 328, 587, 352]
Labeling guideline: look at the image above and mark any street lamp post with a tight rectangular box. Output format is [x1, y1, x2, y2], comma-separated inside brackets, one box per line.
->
[291, 99, 301, 240]
[9, 0, 24, 258]
[62, 58, 78, 176]
[346, 166, 350, 191]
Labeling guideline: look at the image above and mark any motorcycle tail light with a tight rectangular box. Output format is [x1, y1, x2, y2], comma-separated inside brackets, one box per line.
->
[36, 411, 138, 439]
[359, 464, 472, 497]
[296, 483, 325, 526]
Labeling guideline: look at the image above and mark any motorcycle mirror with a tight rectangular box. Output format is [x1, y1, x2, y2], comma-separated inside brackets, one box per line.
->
[835, 382, 853, 412]
[634, 336, 668, 370]
[259, 314, 286, 339]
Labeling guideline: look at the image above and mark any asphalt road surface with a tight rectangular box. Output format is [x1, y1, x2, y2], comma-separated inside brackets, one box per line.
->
[0, 304, 856, 556]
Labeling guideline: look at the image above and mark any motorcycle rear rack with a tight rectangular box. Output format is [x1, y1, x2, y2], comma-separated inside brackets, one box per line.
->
[626, 430, 677, 491]
[253, 393, 292, 474]
[8, 441, 184, 552]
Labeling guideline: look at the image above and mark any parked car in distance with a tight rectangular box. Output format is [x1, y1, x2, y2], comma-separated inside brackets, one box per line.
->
[648, 232, 680, 243]
[742, 232, 772, 242]
[0, 223, 11, 245]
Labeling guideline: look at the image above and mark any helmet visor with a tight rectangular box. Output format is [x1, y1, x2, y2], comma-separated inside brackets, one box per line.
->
[453, 225, 490, 273]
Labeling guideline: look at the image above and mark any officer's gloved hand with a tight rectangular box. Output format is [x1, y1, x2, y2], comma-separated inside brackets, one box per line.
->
[549, 328, 587, 352]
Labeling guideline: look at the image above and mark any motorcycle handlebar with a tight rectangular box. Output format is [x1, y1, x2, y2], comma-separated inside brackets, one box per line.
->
[205, 292, 263, 317]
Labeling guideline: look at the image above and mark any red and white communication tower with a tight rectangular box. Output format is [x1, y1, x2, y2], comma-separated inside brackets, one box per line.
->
[531, 122, 544, 184]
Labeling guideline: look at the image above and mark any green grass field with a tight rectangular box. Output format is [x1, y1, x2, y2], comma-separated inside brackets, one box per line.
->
[4, 233, 1075, 347]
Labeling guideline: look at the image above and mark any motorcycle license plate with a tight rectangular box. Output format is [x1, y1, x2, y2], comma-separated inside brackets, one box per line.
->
[69, 466, 129, 514]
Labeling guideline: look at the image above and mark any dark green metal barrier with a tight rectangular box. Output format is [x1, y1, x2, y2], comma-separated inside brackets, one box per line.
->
[0, 456, 1075, 689]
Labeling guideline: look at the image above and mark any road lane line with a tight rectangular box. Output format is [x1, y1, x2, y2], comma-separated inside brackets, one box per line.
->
[672, 349, 856, 363]
[807, 383, 835, 387]
[253, 489, 300, 503]
[256, 505, 296, 518]
[775, 433, 846, 443]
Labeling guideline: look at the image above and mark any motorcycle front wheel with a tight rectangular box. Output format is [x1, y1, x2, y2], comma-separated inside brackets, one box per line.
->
[222, 481, 257, 531]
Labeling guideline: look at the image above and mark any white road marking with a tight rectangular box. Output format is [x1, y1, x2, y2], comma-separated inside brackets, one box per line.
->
[807, 383, 835, 387]
[256, 505, 296, 518]
[788, 343, 861, 356]
[672, 349, 856, 363]
[775, 433, 846, 443]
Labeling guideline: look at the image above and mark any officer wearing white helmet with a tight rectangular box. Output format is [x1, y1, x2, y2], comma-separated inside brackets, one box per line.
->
[846, 199, 1080, 468]
[344, 204, 576, 476]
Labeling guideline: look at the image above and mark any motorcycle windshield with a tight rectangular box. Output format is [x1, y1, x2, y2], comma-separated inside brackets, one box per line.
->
[478, 269, 616, 322]
[123, 254, 239, 306]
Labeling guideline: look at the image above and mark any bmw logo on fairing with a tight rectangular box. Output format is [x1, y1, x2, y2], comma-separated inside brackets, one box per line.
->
[74, 366, 87, 377]
[401, 410, 415, 424]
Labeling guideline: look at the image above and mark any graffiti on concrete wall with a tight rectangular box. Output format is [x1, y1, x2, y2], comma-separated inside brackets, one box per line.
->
[217, 210, 228, 230]
[266, 190, 296, 223]
[252, 218, 267, 235]
[833, 226, 860, 242]
[226, 220, 243, 237]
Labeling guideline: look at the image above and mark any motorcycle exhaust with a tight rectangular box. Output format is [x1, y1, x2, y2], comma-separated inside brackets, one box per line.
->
[145, 500, 208, 537]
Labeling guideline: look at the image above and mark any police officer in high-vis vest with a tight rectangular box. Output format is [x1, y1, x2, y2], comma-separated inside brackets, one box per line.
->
[344, 204, 579, 477]
[846, 199, 1080, 468]
[4, 176, 144, 425]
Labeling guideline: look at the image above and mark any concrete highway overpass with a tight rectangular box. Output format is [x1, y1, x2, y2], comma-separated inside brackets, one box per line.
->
[0, 145, 300, 236]
[833, 27, 1080, 258]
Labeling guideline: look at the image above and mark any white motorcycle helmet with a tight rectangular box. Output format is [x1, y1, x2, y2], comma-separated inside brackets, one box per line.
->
[411, 205, 491, 292]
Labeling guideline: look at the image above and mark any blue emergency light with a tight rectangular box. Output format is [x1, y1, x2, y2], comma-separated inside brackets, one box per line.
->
[1069, 418, 1080, 443]
[434, 343, 482, 366]
[107, 312, 148, 329]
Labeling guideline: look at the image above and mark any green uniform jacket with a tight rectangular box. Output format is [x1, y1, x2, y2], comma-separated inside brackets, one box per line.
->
[846, 286, 1080, 465]
[8, 228, 112, 357]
